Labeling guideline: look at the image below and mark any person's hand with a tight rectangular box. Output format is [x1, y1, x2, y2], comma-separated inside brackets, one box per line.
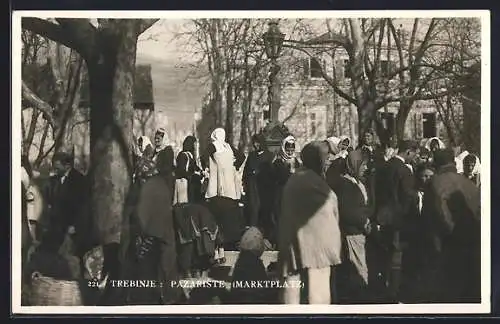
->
[364, 219, 372, 236]
[135, 236, 155, 259]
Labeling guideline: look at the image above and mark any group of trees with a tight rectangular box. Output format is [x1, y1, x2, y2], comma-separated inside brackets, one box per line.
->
[177, 17, 480, 148]
[21, 17, 158, 247]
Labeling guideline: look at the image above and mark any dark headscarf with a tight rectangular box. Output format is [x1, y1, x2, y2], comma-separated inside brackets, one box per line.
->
[433, 149, 455, 169]
[346, 149, 365, 179]
[251, 133, 266, 150]
[300, 141, 330, 177]
[182, 135, 197, 155]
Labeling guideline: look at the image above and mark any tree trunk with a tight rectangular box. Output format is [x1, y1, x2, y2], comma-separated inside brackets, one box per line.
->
[239, 80, 252, 151]
[22, 109, 41, 168]
[357, 100, 377, 145]
[88, 24, 137, 246]
[225, 81, 234, 145]
[50, 50, 84, 157]
[395, 99, 412, 142]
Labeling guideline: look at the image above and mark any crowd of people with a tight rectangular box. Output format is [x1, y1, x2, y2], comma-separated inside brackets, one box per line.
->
[20, 125, 482, 306]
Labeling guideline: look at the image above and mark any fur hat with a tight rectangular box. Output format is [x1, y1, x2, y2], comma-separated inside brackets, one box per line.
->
[239, 227, 265, 257]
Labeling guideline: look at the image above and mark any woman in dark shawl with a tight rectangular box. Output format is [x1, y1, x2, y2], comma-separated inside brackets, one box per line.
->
[272, 135, 301, 244]
[128, 153, 183, 305]
[175, 135, 203, 204]
[278, 141, 342, 304]
[242, 134, 275, 237]
[328, 149, 372, 303]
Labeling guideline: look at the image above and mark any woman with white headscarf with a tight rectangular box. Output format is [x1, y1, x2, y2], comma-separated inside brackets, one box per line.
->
[325, 135, 350, 189]
[459, 153, 481, 187]
[133, 136, 154, 182]
[424, 137, 446, 153]
[272, 135, 302, 245]
[203, 127, 246, 250]
[136, 136, 153, 158]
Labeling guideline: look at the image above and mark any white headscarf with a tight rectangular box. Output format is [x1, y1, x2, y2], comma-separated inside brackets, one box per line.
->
[469, 154, 481, 176]
[455, 151, 481, 176]
[455, 150, 469, 174]
[210, 128, 230, 152]
[155, 128, 169, 152]
[424, 137, 446, 151]
[136, 135, 153, 156]
[278, 135, 297, 161]
[325, 136, 350, 159]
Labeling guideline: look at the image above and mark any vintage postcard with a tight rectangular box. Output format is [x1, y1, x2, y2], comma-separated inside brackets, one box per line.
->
[11, 10, 491, 315]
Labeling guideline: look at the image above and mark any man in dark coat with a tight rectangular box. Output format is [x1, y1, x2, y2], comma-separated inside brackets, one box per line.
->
[374, 140, 419, 302]
[419, 149, 481, 303]
[42, 152, 90, 257]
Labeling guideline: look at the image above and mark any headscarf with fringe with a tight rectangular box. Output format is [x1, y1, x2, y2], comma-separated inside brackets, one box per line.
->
[154, 128, 169, 152]
[136, 135, 153, 157]
[424, 137, 446, 151]
[279, 135, 297, 161]
[325, 135, 350, 159]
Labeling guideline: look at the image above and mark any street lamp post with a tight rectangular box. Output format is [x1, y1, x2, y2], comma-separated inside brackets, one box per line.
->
[263, 20, 285, 124]
[261, 20, 290, 154]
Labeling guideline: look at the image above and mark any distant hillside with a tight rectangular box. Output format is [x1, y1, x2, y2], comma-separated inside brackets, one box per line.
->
[136, 53, 209, 132]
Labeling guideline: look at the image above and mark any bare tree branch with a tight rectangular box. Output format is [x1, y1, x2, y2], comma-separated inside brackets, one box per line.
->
[22, 17, 96, 60]
[301, 31, 351, 51]
[137, 19, 159, 35]
[283, 43, 357, 106]
[22, 81, 55, 127]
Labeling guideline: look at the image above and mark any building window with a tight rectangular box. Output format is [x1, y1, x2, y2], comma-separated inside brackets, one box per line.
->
[263, 109, 270, 121]
[380, 112, 395, 138]
[309, 58, 323, 79]
[344, 59, 351, 79]
[310, 112, 317, 136]
[380, 60, 390, 77]
[422, 113, 437, 138]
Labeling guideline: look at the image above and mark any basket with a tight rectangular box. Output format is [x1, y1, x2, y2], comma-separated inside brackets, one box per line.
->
[29, 271, 83, 306]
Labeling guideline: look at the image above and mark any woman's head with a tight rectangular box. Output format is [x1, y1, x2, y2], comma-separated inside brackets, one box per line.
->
[363, 130, 375, 146]
[301, 141, 330, 176]
[154, 128, 167, 149]
[137, 136, 153, 156]
[239, 226, 265, 257]
[182, 135, 197, 154]
[252, 133, 265, 152]
[346, 149, 368, 180]
[426, 137, 445, 153]
[326, 136, 350, 156]
[416, 164, 435, 187]
[463, 154, 479, 177]
[281, 135, 296, 159]
[339, 136, 350, 151]
[211, 128, 226, 143]
[429, 139, 440, 152]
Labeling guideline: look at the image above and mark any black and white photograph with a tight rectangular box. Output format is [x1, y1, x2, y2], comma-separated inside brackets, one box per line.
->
[11, 10, 490, 314]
